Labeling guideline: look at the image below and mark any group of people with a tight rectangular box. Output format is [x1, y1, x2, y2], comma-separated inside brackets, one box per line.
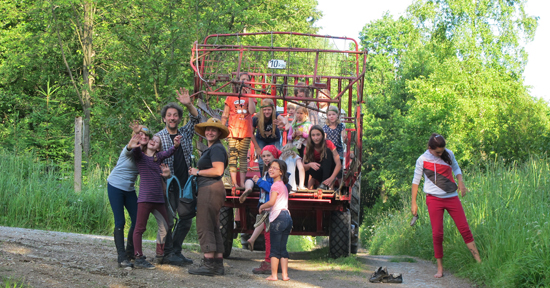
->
[106, 74, 482, 280]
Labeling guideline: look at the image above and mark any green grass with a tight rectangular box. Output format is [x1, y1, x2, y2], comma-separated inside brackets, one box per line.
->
[0, 276, 29, 288]
[0, 152, 187, 241]
[388, 257, 416, 263]
[365, 156, 550, 287]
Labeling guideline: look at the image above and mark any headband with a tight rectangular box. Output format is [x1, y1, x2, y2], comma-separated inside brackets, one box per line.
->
[261, 145, 281, 159]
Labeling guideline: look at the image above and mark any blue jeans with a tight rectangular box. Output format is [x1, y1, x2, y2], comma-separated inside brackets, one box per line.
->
[269, 210, 292, 259]
[107, 183, 138, 230]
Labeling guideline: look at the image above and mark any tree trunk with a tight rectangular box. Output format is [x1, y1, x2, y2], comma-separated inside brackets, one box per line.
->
[81, 0, 95, 158]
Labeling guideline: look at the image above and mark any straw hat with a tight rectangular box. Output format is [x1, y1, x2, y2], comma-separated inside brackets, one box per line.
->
[194, 118, 230, 139]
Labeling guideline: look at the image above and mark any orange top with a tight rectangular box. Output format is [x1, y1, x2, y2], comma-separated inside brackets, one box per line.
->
[225, 96, 255, 139]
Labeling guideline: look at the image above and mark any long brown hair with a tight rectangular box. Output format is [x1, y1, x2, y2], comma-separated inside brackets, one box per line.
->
[304, 125, 327, 163]
[427, 133, 452, 165]
[258, 98, 277, 138]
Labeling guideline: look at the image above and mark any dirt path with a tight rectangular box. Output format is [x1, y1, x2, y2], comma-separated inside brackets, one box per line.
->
[0, 226, 474, 287]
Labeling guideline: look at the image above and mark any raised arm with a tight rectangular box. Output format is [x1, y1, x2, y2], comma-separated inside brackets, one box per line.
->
[177, 87, 198, 117]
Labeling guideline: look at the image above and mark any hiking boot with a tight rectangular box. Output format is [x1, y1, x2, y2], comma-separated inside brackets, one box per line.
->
[152, 255, 164, 265]
[174, 252, 194, 265]
[162, 253, 185, 266]
[134, 257, 155, 269]
[214, 258, 225, 275]
[125, 226, 135, 260]
[252, 261, 271, 274]
[188, 257, 216, 276]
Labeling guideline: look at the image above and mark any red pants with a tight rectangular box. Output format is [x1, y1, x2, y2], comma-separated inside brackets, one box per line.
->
[133, 202, 170, 257]
[426, 195, 474, 259]
[264, 229, 271, 263]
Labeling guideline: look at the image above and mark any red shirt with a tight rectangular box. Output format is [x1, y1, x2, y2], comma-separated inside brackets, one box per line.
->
[305, 140, 336, 162]
[225, 96, 256, 138]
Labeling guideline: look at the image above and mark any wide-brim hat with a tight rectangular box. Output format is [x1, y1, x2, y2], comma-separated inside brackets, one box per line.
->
[194, 118, 230, 139]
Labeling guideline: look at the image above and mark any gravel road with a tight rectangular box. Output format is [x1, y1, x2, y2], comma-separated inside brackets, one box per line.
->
[0, 226, 474, 287]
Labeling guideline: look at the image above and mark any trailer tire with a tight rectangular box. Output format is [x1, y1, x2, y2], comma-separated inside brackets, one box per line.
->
[329, 210, 351, 258]
[220, 207, 233, 258]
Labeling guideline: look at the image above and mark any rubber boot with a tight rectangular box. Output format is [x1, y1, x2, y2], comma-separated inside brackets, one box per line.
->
[114, 228, 132, 268]
[125, 225, 135, 260]
[214, 258, 225, 275]
[188, 257, 217, 276]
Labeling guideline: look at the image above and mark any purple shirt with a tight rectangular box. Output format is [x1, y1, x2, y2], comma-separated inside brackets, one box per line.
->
[132, 146, 176, 203]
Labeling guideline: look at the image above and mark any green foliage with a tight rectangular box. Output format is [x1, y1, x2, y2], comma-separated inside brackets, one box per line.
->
[358, 0, 549, 216]
[366, 156, 550, 287]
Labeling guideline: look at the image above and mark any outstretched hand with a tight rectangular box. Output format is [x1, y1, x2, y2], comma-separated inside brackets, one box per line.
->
[173, 135, 183, 148]
[160, 163, 171, 178]
[128, 134, 141, 149]
[176, 87, 192, 106]
[129, 120, 141, 133]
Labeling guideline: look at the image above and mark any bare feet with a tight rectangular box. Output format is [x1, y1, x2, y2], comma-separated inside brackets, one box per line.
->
[434, 271, 444, 278]
[247, 239, 255, 252]
[266, 276, 278, 281]
[239, 188, 252, 203]
[282, 277, 290, 281]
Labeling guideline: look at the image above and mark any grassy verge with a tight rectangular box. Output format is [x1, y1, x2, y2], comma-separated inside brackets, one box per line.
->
[365, 156, 550, 287]
[0, 152, 179, 241]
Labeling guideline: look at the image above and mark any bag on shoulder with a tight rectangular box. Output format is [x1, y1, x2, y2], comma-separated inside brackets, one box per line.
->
[178, 175, 198, 219]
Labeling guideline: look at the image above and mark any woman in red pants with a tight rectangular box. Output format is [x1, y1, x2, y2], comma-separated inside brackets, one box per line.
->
[411, 133, 481, 278]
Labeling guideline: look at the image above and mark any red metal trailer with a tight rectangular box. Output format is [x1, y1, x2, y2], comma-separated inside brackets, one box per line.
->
[190, 32, 365, 258]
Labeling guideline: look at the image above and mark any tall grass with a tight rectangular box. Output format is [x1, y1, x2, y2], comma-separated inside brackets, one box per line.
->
[0, 152, 177, 241]
[365, 156, 550, 287]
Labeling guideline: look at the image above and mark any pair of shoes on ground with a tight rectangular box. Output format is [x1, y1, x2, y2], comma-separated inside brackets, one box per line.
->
[369, 266, 403, 283]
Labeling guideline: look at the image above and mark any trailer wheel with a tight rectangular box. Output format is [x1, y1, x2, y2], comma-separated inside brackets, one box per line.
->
[350, 173, 361, 254]
[219, 207, 234, 258]
[329, 210, 351, 258]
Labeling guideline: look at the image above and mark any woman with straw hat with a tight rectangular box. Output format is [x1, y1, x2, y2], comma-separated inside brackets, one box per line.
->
[187, 118, 229, 276]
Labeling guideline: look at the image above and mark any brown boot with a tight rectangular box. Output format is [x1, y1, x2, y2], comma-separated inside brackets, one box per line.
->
[214, 258, 225, 275]
[252, 260, 271, 274]
[188, 257, 216, 276]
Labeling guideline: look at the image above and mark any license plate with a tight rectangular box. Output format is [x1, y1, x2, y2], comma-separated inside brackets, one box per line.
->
[268, 59, 286, 69]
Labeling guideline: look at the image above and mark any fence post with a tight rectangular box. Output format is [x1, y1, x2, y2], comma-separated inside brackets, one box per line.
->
[74, 117, 82, 192]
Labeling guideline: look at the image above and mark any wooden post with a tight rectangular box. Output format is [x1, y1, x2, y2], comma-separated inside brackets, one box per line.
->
[74, 117, 82, 192]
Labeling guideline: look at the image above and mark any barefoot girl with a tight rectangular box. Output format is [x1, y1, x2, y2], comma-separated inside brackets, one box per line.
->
[411, 133, 481, 278]
[259, 159, 292, 281]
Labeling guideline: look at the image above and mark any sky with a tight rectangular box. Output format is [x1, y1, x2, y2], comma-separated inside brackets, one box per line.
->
[315, 0, 550, 103]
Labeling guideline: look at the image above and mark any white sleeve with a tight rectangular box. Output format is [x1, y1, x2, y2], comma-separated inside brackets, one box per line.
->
[412, 156, 424, 185]
[448, 149, 462, 176]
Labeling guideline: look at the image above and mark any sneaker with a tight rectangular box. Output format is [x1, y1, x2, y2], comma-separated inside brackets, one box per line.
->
[318, 184, 329, 190]
[369, 266, 388, 283]
[162, 253, 186, 266]
[152, 255, 164, 265]
[382, 273, 403, 283]
[252, 261, 272, 274]
[118, 259, 133, 268]
[134, 257, 155, 269]
[174, 253, 194, 265]
[254, 211, 269, 228]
